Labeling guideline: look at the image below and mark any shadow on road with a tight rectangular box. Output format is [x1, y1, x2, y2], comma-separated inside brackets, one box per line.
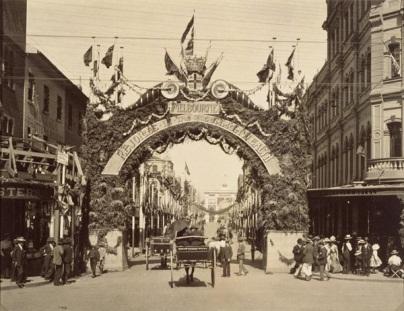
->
[170, 277, 208, 288]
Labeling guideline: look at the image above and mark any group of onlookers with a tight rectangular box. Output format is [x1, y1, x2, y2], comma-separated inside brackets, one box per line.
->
[216, 234, 249, 277]
[292, 234, 403, 281]
[0, 234, 107, 288]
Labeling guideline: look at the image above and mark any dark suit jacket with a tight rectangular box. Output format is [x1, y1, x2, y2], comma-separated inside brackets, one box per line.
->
[302, 243, 314, 264]
[220, 245, 233, 261]
[317, 245, 327, 265]
[63, 245, 73, 264]
[12, 246, 26, 267]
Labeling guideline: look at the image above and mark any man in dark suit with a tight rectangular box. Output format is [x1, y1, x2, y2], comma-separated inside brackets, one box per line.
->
[301, 238, 314, 281]
[53, 239, 64, 286]
[41, 237, 55, 279]
[220, 239, 233, 277]
[362, 237, 372, 276]
[12, 237, 26, 288]
[62, 238, 73, 284]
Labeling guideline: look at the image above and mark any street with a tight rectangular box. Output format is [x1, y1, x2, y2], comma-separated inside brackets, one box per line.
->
[1, 257, 403, 311]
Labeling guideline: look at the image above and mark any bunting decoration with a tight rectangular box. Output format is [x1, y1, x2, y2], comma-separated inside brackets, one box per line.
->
[285, 47, 296, 80]
[83, 46, 93, 66]
[257, 48, 276, 83]
[181, 15, 194, 56]
[102, 45, 114, 68]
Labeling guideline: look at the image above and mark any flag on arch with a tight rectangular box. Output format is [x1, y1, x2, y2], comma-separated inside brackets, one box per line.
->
[257, 48, 276, 83]
[83, 46, 93, 66]
[181, 15, 194, 56]
[101, 45, 114, 68]
[164, 51, 186, 83]
[185, 162, 191, 175]
[285, 47, 296, 80]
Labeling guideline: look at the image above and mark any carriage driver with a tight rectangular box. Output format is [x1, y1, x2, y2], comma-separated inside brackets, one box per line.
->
[184, 225, 203, 283]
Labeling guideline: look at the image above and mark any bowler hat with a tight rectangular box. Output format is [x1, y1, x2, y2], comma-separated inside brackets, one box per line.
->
[238, 236, 245, 242]
[15, 236, 26, 243]
[391, 250, 399, 255]
[323, 238, 330, 243]
[47, 237, 55, 243]
[64, 237, 71, 244]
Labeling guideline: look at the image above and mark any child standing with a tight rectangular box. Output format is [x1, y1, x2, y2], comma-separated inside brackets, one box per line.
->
[237, 237, 248, 276]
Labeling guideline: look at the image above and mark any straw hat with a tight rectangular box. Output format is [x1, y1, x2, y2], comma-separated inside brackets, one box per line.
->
[323, 237, 330, 243]
[15, 237, 26, 243]
[329, 236, 336, 242]
[313, 236, 320, 241]
[344, 234, 352, 240]
[391, 250, 399, 255]
[358, 239, 365, 244]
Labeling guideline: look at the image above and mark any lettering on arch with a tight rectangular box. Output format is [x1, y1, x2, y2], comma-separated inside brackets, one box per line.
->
[102, 114, 280, 176]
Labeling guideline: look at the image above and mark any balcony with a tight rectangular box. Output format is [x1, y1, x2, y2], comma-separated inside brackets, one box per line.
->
[366, 158, 404, 184]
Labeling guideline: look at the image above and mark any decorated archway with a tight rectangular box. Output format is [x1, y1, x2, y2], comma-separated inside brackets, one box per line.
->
[82, 20, 312, 245]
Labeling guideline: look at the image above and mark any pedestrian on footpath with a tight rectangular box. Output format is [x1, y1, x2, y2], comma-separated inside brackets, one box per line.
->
[62, 238, 73, 284]
[221, 239, 233, 277]
[236, 236, 248, 276]
[12, 237, 26, 288]
[88, 245, 100, 278]
[301, 238, 314, 281]
[41, 237, 55, 279]
[291, 238, 303, 276]
[370, 241, 382, 273]
[53, 238, 64, 286]
[341, 234, 352, 274]
[361, 237, 372, 276]
[98, 242, 107, 274]
[317, 239, 330, 281]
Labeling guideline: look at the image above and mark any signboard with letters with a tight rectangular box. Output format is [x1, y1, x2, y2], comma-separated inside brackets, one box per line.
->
[169, 101, 221, 115]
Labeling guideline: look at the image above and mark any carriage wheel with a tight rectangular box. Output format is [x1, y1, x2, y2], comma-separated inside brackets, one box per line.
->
[145, 244, 149, 270]
[211, 249, 216, 288]
[170, 250, 174, 288]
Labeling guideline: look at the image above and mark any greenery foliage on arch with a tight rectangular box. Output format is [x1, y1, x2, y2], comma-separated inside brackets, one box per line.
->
[82, 86, 312, 232]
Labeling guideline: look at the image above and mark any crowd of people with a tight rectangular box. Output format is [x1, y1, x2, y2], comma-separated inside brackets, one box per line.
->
[0, 234, 107, 288]
[291, 234, 403, 281]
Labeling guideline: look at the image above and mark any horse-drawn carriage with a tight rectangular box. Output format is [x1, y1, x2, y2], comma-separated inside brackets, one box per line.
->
[171, 235, 216, 288]
[145, 236, 172, 270]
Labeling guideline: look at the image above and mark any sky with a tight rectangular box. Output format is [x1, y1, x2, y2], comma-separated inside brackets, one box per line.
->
[26, 0, 327, 194]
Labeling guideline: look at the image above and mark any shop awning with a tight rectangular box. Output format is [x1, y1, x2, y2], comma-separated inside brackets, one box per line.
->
[307, 184, 404, 199]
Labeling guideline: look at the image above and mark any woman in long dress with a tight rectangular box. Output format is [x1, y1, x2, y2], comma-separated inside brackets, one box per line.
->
[329, 236, 343, 273]
[369, 243, 382, 273]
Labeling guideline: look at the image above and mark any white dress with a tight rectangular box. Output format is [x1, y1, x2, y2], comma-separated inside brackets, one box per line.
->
[370, 244, 382, 268]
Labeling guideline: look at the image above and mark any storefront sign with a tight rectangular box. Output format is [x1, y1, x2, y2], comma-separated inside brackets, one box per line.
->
[169, 101, 221, 115]
[0, 185, 53, 200]
[102, 114, 280, 176]
[56, 151, 69, 166]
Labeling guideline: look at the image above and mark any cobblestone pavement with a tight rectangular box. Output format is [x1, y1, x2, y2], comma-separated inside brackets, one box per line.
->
[1, 257, 403, 311]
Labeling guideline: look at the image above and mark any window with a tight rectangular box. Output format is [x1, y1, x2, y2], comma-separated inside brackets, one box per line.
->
[1, 117, 8, 135]
[349, 4, 354, 33]
[28, 73, 35, 102]
[43, 85, 50, 113]
[68, 103, 73, 129]
[7, 119, 13, 135]
[78, 111, 83, 134]
[366, 51, 371, 84]
[56, 96, 62, 120]
[389, 43, 401, 78]
[387, 122, 402, 157]
[360, 58, 366, 91]
[4, 48, 14, 89]
[349, 72, 354, 104]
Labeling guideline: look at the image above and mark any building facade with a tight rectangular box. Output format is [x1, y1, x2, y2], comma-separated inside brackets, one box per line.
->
[134, 156, 184, 249]
[1, 0, 87, 276]
[204, 184, 237, 223]
[306, 0, 404, 260]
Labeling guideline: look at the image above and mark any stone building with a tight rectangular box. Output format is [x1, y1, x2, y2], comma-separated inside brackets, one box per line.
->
[306, 0, 404, 259]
